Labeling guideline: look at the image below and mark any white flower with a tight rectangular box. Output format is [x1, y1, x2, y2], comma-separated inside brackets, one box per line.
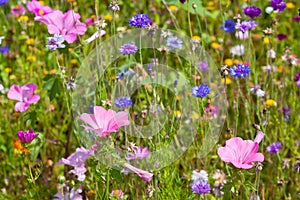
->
[267, 49, 276, 59]
[265, 6, 274, 14]
[0, 36, 4, 45]
[230, 44, 244, 56]
[192, 170, 208, 181]
[235, 31, 249, 40]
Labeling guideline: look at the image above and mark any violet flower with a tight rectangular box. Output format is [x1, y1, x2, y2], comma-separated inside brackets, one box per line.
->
[17, 129, 39, 143]
[123, 163, 153, 182]
[126, 146, 151, 160]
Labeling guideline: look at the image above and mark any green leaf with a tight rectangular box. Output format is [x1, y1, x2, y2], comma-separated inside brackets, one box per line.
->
[43, 74, 63, 100]
[24, 111, 37, 126]
[29, 132, 45, 161]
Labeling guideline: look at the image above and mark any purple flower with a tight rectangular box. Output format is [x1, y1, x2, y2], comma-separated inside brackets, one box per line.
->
[190, 179, 211, 194]
[220, 20, 235, 33]
[295, 72, 300, 87]
[119, 42, 138, 55]
[292, 16, 300, 22]
[198, 61, 209, 71]
[123, 163, 153, 182]
[46, 34, 65, 51]
[53, 185, 83, 200]
[244, 6, 261, 18]
[276, 34, 287, 41]
[270, 0, 286, 12]
[0, 46, 9, 54]
[0, 0, 8, 6]
[115, 96, 133, 108]
[266, 142, 282, 154]
[116, 70, 133, 80]
[282, 106, 291, 121]
[17, 129, 39, 143]
[236, 20, 257, 32]
[128, 13, 151, 28]
[166, 36, 183, 50]
[58, 147, 93, 181]
[229, 64, 251, 78]
[191, 84, 210, 98]
[126, 146, 151, 160]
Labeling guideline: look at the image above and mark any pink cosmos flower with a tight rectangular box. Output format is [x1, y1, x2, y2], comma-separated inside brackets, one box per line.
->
[7, 83, 40, 112]
[79, 106, 130, 137]
[217, 131, 264, 169]
[123, 163, 153, 182]
[27, 0, 53, 16]
[34, 10, 87, 43]
[17, 129, 39, 143]
[58, 147, 93, 181]
[126, 146, 151, 160]
[11, 5, 26, 16]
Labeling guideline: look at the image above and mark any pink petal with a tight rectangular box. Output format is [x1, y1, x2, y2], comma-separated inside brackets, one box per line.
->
[35, 10, 64, 31]
[63, 33, 78, 44]
[244, 152, 264, 163]
[63, 10, 80, 31]
[28, 94, 40, 103]
[47, 24, 61, 34]
[7, 85, 22, 101]
[254, 131, 264, 143]
[79, 113, 99, 129]
[15, 102, 29, 112]
[217, 146, 235, 162]
[115, 111, 130, 127]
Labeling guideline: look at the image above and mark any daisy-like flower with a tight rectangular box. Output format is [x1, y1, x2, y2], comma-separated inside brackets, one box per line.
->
[119, 42, 138, 55]
[126, 146, 151, 160]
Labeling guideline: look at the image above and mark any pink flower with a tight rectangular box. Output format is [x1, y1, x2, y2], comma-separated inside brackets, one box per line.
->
[110, 190, 124, 198]
[27, 0, 53, 16]
[123, 163, 153, 182]
[126, 146, 151, 160]
[35, 10, 87, 43]
[7, 83, 40, 112]
[85, 16, 101, 26]
[11, 5, 26, 16]
[17, 129, 39, 143]
[58, 147, 93, 181]
[79, 106, 130, 137]
[217, 131, 264, 169]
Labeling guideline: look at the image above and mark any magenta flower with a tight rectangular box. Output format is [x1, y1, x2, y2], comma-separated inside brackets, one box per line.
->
[79, 106, 130, 137]
[17, 129, 39, 143]
[58, 147, 93, 181]
[11, 5, 26, 16]
[123, 163, 153, 182]
[217, 131, 264, 169]
[126, 146, 151, 160]
[27, 0, 53, 16]
[110, 190, 124, 198]
[7, 83, 40, 112]
[35, 10, 87, 43]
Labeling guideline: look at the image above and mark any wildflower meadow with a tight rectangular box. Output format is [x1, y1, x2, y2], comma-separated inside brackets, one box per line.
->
[1, 0, 300, 199]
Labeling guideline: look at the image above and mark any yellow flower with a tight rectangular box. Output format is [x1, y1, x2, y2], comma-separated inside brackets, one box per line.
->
[9, 75, 16, 79]
[87, 190, 96, 197]
[70, 59, 78, 65]
[27, 56, 36, 62]
[263, 37, 270, 44]
[19, 15, 29, 21]
[26, 38, 35, 45]
[266, 99, 277, 107]
[224, 59, 233, 66]
[50, 69, 57, 74]
[39, 1, 45, 5]
[211, 42, 221, 49]
[192, 35, 201, 41]
[174, 110, 181, 116]
[286, 2, 295, 9]
[277, 65, 283, 73]
[5, 68, 12, 73]
[104, 15, 113, 22]
[68, 48, 73, 53]
[233, 59, 240, 64]
[221, 77, 231, 85]
[168, 5, 178, 12]
[192, 112, 199, 119]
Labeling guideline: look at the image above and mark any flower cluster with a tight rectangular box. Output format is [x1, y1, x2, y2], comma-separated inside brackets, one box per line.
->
[119, 42, 138, 55]
[266, 142, 282, 154]
[229, 64, 251, 78]
[128, 13, 151, 28]
[115, 96, 133, 108]
[270, 0, 286, 12]
[236, 20, 257, 32]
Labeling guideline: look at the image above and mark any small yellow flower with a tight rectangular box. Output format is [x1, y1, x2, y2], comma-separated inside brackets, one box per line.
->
[224, 59, 233, 66]
[208, 1, 214, 6]
[26, 38, 35, 45]
[211, 42, 221, 49]
[39, 1, 45, 5]
[174, 110, 181, 117]
[104, 14, 113, 22]
[266, 99, 277, 107]
[233, 59, 240, 64]
[27, 56, 36, 62]
[50, 69, 57, 74]
[5, 68, 12, 73]
[87, 190, 96, 197]
[263, 37, 270, 44]
[277, 65, 283, 73]
[192, 112, 199, 119]
[168, 5, 178, 12]
[175, 95, 182, 100]
[192, 35, 201, 41]
[221, 77, 231, 85]
[70, 59, 78, 65]
[19, 15, 29, 21]
[43, 70, 49, 75]
[9, 75, 16, 79]
[286, 2, 295, 9]
[68, 48, 73, 53]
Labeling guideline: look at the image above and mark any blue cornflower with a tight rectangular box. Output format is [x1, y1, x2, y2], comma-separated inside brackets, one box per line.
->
[266, 142, 282, 154]
[191, 84, 210, 98]
[0, 0, 8, 6]
[115, 96, 133, 108]
[0, 46, 9, 54]
[229, 64, 251, 78]
[116, 70, 133, 80]
[270, 0, 286, 12]
[119, 42, 138, 55]
[46, 34, 65, 51]
[166, 36, 183, 50]
[190, 179, 211, 194]
[128, 13, 151, 28]
[220, 20, 235, 33]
